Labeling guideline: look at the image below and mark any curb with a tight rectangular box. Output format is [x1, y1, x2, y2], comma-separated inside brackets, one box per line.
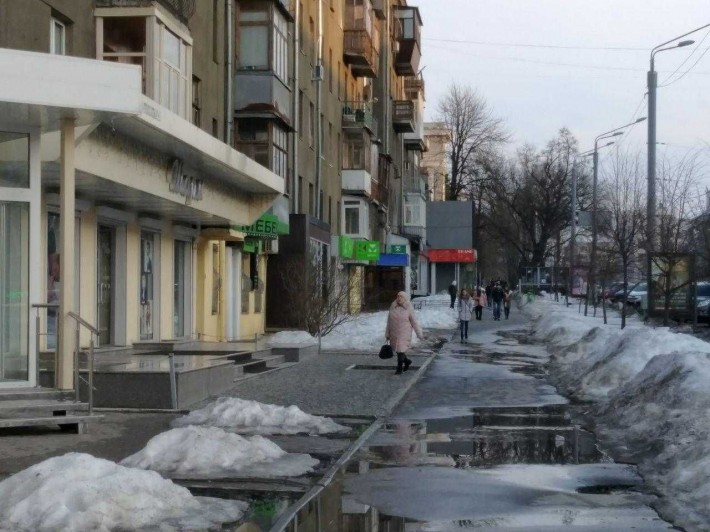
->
[268, 333, 446, 532]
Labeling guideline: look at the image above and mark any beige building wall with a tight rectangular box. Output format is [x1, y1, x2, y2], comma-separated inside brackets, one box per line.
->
[422, 122, 450, 202]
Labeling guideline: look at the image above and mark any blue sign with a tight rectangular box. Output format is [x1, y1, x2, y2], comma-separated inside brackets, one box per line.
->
[376, 253, 409, 267]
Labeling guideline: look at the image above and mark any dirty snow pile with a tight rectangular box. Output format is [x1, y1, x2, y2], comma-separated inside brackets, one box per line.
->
[527, 298, 710, 531]
[174, 396, 349, 435]
[267, 296, 456, 352]
[121, 426, 318, 478]
[0, 453, 246, 532]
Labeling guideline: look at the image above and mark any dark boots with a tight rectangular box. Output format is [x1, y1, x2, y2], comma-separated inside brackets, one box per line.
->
[395, 353, 412, 374]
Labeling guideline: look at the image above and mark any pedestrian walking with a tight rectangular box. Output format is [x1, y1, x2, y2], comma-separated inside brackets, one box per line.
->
[485, 282, 493, 308]
[448, 280, 457, 309]
[491, 281, 504, 321]
[473, 286, 486, 320]
[504, 286, 513, 319]
[458, 289, 474, 342]
[385, 291, 425, 375]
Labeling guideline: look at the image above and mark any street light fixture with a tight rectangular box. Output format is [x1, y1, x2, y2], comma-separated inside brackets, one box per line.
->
[585, 117, 647, 314]
[647, 24, 709, 316]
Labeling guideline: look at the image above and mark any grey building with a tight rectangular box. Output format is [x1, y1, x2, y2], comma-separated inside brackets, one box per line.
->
[425, 201, 476, 293]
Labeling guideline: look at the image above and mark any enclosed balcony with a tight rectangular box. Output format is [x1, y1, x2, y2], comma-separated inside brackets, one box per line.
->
[344, 0, 380, 78]
[234, 72, 292, 127]
[393, 100, 415, 133]
[342, 130, 374, 197]
[342, 101, 378, 136]
[394, 6, 422, 76]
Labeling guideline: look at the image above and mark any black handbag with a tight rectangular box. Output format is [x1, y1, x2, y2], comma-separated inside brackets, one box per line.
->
[378, 343, 394, 359]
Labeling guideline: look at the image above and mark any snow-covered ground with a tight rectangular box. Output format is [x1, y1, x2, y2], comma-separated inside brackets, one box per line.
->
[526, 298, 710, 531]
[267, 294, 458, 352]
[173, 396, 349, 435]
[0, 453, 246, 532]
[121, 426, 318, 478]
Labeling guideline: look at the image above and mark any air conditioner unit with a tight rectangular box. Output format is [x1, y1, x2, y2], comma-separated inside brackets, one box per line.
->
[263, 239, 279, 254]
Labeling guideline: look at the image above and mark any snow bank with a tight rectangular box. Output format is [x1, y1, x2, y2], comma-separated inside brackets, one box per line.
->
[528, 298, 710, 530]
[173, 397, 348, 435]
[0, 453, 246, 532]
[121, 426, 318, 478]
[264, 299, 456, 353]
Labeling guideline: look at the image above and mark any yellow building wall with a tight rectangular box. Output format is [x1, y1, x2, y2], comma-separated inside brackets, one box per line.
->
[195, 238, 226, 342]
[238, 253, 267, 339]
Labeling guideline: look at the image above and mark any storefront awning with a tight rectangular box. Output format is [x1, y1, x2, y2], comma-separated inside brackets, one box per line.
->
[423, 249, 477, 263]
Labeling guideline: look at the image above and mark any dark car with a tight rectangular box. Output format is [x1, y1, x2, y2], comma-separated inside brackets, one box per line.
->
[602, 282, 625, 301]
[696, 282, 710, 322]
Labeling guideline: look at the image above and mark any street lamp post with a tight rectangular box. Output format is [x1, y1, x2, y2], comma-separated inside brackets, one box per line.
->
[586, 118, 646, 315]
[647, 29, 705, 314]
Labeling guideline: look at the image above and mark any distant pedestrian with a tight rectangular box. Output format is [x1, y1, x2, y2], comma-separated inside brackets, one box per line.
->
[473, 287, 486, 320]
[491, 281, 505, 321]
[485, 282, 493, 308]
[386, 291, 425, 375]
[448, 280, 457, 309]
[504, 286, 513, 319]
[458, 290, 474, 342]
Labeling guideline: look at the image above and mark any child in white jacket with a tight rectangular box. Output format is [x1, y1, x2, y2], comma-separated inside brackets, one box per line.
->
[458, 290, 474, 342]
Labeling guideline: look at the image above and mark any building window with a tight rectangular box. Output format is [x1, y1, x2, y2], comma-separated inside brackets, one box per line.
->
[212, 118, 219, 138]
[298, 90, 304, 138]
[309, 102, 315, 146]
[328, 48, 333, 92]
[236, 118, 269, 167]
[344, 201, 360, 235]
[99, 16, 192, 118]
[50, 18, 66, 55]
[309, 18, 315, 61]
[212, 0, 220, 63]
[238, 1, 288, 83]
[192, 76, 201, 126]
[309, 183, 315, 216]
[299, 3, 305, 53]
[298, 176, 304, 213]
[272, 125, 288, 180]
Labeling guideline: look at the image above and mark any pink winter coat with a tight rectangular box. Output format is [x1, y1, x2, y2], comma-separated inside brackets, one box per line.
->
[385, 297, 424, 353]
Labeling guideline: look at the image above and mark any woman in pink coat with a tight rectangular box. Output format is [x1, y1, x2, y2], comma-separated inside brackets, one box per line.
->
[385, 291, 425, 375]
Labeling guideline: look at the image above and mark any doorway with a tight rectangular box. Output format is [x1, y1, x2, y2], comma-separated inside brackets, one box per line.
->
[97, 225, 115, 346]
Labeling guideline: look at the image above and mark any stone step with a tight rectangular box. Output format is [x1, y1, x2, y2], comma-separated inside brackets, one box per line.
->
[0, 414, 102, 434]
[0, 388, 73, 402]
[0, 399, 89, 416]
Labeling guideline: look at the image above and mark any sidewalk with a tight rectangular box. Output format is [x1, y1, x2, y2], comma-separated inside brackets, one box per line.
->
[0, 331, 449, 482]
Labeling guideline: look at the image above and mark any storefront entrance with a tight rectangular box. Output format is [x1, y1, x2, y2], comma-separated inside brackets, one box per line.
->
[97, 225, 115, 346]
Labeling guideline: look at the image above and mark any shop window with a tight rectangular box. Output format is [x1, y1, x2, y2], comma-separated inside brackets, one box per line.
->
[254, 276, 263, 313]
[211, 243, 220, 315]
[241, 273, 250, 314]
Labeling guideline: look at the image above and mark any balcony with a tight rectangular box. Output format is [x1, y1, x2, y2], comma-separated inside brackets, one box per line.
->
[402, 194, 426, 239]
[344, 31, 379, 78]
[342, 101, 378, 135]
[393, 100, 415, 133]
[342, 169, 372, 197]
[370, 178, 389, 209]
[95, 0, 196, 22]
[394, 6, 422, 76]
[234, 71, 292, 127]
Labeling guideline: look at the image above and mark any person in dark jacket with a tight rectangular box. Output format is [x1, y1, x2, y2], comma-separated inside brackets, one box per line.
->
[448, 280, 457, 309]
[491, 281, 505, 321]
[485, 282, 493, 307]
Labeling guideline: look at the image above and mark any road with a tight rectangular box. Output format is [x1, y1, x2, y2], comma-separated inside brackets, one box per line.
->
[342, 307, 675, 531]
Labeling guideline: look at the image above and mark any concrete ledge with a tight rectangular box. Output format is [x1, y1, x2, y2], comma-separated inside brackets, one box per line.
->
[271, 344, 318, 363]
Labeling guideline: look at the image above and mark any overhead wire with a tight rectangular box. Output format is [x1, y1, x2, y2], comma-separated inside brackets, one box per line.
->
[425, 37, 647, 52]
[659, 28, 710, 86]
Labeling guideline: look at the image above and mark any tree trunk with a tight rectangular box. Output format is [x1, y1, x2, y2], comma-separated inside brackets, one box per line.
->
[621, 261, 628, 330]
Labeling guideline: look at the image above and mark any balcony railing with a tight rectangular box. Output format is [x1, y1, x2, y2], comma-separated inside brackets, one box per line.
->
[371, 178, 389, 209]
[393, 100, 415, 133]
[404, 76, 425, 93]
[343, 30, 379, 78]
[394, 6, 422, 76]
[342, 101, 377, 135]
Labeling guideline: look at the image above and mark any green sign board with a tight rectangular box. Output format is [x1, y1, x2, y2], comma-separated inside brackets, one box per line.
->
[242, 239, 260, 253]
[233, 213, 288, 239]
[355, 241, 380, 261]
[339, 236, 355, 259]
[389, 245, 407, 254]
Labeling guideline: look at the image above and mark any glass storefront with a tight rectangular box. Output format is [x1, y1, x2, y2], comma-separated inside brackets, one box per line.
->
[140, 231, 158, 340]
[0, 132, 29, 188]
[0, 202, 29, 382]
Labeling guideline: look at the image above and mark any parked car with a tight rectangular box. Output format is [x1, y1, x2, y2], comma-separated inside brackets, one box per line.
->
[602, 282, 625, 301]
[696, 282, 710, 322]
[626, 282, 648, 309]
[612, 282, 637, 304]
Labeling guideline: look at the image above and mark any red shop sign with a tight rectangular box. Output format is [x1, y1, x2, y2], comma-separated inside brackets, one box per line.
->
[425, 249, 476, 263]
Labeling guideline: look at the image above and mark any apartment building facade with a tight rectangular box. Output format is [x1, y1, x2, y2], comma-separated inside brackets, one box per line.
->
[0, 0, 283, 390]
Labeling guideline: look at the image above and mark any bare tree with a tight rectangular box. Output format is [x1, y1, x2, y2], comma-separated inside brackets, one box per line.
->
[437, 84, 509, 201]
[485, 128, 591, 268]
[653, 152, 704, 325]
[279, 255, 355, 343]
[599, 151, 646, 329]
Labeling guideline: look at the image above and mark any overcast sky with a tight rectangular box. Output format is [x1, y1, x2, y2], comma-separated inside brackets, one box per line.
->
[412, 0, 709, 170]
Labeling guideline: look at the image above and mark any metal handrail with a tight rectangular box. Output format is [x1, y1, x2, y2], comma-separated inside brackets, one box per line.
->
[67, 312, 98, 415]
[68, 311, 100, 336]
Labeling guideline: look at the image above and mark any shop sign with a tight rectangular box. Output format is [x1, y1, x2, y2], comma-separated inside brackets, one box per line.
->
[169, 159, 203, 202]
[339, 236, 355, 258]
[355, 241, 380, 261]
[377, 253, 409, 267]
[234, 213, 289, 239]
[425, 249, 476, 263]
[389, 244, 407, 254]
[242, 239, 260, 253]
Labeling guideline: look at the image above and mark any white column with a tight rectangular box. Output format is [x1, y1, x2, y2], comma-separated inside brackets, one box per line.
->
[431, 262, 437, 294]
[57, 119, 76, 390]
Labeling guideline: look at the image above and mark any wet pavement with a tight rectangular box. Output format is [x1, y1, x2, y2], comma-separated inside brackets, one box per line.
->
[341, 311, 677, 530]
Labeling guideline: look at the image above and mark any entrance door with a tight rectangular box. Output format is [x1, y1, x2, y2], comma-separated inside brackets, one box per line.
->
[97, 225, 115, 346]
[0, 202, 29, 382]
[173, 240, 190, 338]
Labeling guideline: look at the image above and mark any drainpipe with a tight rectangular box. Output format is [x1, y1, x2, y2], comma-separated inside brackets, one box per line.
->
[315, 0, 323, 220]
[293, 0, 300, 214]
[225, 0, 234, 145]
